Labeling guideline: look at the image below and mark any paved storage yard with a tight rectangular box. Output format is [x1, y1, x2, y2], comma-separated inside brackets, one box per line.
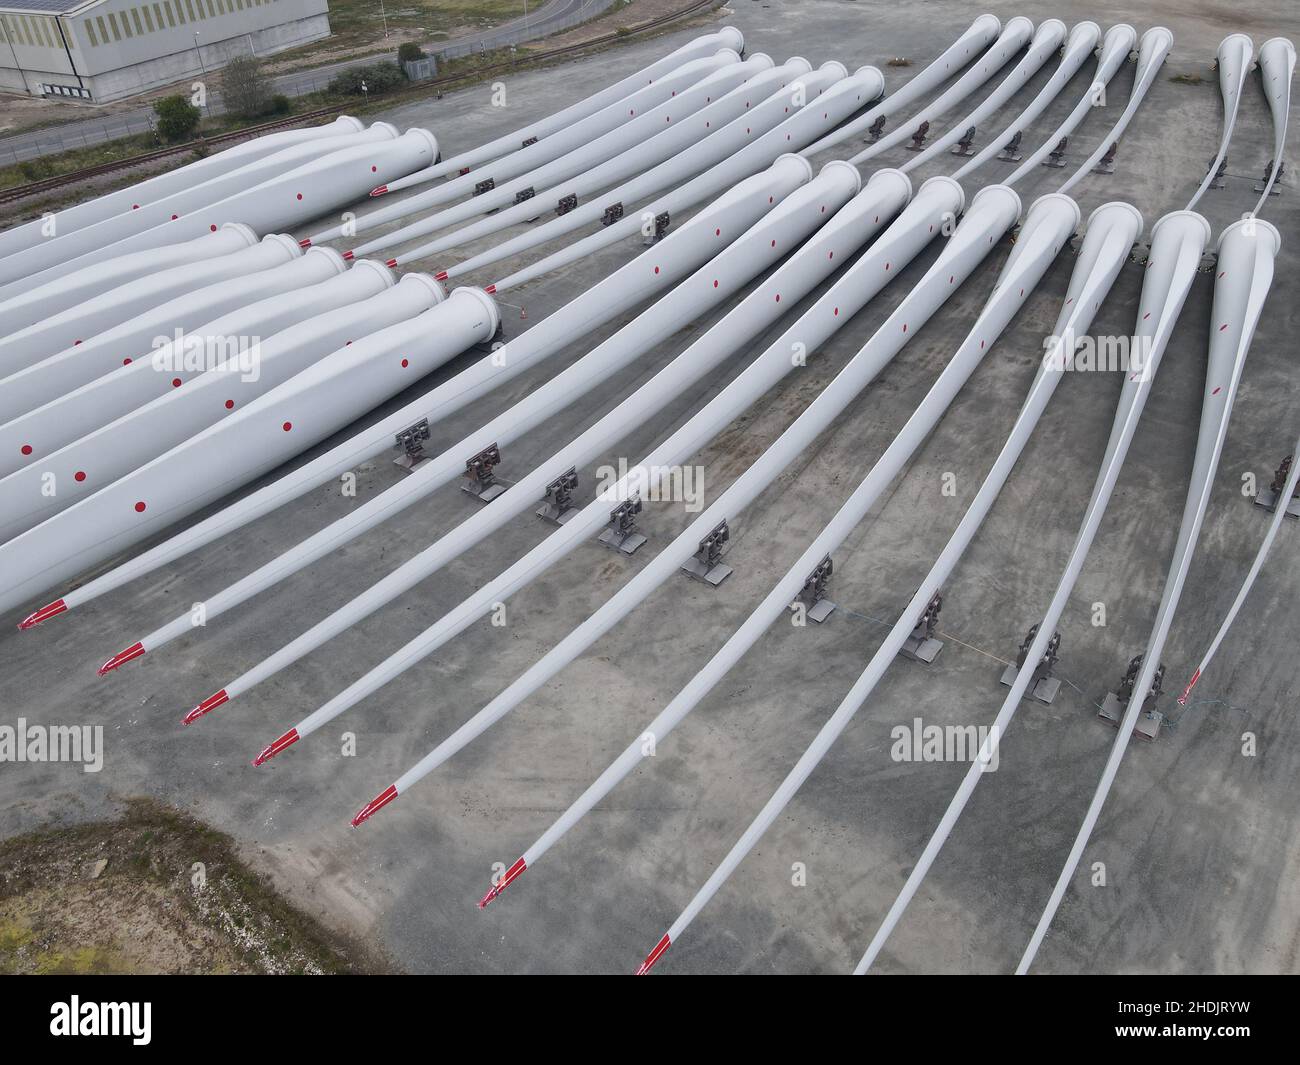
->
[3, 0, 1297, 973]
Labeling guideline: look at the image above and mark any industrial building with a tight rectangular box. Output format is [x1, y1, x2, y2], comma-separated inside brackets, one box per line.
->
[0, 0, 330, 102]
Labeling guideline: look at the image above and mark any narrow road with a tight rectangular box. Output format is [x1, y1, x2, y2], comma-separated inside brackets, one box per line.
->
[0, 0, 614, 164]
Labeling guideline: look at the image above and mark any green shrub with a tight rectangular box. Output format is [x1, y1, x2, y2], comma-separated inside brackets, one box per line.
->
[397, 42, 425, 65]
[154, 95, 201, 142]
[328, 61, 407, 97]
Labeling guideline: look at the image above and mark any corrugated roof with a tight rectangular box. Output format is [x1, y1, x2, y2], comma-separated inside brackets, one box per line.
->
[0, 0, 94, 13]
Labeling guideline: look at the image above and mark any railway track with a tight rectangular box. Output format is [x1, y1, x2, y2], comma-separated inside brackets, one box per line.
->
[0, 0, 720, 209]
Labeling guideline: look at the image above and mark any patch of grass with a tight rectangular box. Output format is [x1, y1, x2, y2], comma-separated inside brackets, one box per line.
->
[1170, 72, 1203, 85]
[0, 132, 162, 192]
[0, 797, 386, 975]
[321, 0, 529, 50]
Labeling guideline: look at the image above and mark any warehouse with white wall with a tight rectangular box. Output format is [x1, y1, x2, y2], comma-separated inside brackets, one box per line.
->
[0, 0, 330, 102]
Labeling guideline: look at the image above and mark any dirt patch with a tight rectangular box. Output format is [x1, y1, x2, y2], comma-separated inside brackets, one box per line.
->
[0, 797, 390, 975]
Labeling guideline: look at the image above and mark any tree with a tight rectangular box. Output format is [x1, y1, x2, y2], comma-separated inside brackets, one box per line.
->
[223, 55, 274, 119]
[397, 42, 425, 65]
[154, 95, 201, 142]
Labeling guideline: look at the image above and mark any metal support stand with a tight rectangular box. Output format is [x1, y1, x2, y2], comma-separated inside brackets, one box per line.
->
[1091, 141, 1117, 175]
[899, 592, 944, 663]
[1253, 455, 1300, 518]
[601, 202, 624, 226]
[1044, 136, 1068, 168]
[394, 418, 431, 471]
[555, 192, 578, 216]
[644, 210, 671, 245]
[461, 442, 511, 503]
[536, 467, 579, 525]
[865, 114, 886, 144]
[951, 125, 977, 156]
[1099, 654, 1165, 739]
[997, 130, 1023, 163]
[905, 120, 930, 151]
[1254, 160, 1285, 195]
[680, 519, 732, 586]
[1209, 156, 1229, 190]
[1000, 624, 1061, 703]
[597, 497, 646, 554]
[794, 555, 835, 623]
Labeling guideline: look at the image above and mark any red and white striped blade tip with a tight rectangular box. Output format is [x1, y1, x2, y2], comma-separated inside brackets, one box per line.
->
[252, 728, 299, 766]
[635, 934, 672, 976]
[370, 184, 389, 197]
[183, 689, 229, 725]
[98, 641, 145, 676]
[478, 858, 526, 908]
[350, 784, 398, 827]
[19, 598, 66, 630]
[298, 237, 312, 248]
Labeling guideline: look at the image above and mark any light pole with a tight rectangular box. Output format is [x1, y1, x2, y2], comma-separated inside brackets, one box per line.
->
[193, 31, 210, 116]
[377, 0, 388, 39]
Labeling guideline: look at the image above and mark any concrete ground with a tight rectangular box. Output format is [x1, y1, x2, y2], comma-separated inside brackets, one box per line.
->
[3, 0, 1297, 975]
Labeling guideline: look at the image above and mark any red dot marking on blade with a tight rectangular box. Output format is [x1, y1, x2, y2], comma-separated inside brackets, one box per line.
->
[20, 445, 32, 456]
[401, 358, 410, 368]
[75, 471, 86, 482]
[172, 378, 182, 388]
[296, 193, 303, 200]
[225, 399, 235, 409]
[210, 224, 217, 231]
[282, 422, 293, 432]
[135, 502, 146, 513]
[123, 358, 132, 365]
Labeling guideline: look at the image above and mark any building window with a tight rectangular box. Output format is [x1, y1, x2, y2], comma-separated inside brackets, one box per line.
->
[85, 19, 99, 46]
[131, 8, 144, 34]
[161, 2, 175, 27]
[106, 12, 121, 40]
[142, 6, 155, 32]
